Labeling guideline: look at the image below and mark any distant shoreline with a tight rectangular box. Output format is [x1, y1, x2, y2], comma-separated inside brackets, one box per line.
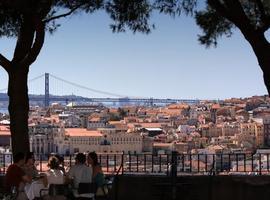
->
[0, 108, 8, 114]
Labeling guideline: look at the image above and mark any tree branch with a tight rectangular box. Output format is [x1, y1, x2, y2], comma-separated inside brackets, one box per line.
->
[208, 0, 235, 22]
[43, 4, 83, 23]
[21, 20, 45, 66]
[209, 0, 255, 35]
[255, 0, 270, 32]
[13, 15, 35, 63]
[0, 54, 11, 72]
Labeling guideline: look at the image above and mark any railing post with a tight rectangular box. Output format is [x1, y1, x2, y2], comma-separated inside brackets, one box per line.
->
[171, 151, 177, 200]
[137, 153, 139, 173]
[189, 154, 192, 173]
[228, 154, 231, 173]
[144, 154, 146, 173]
[3, 153, 6, 174]
[212, 154, 215, 175]
[167, 154, 169, 176]
[236, 154, 239, 172]
[122, 151, 124, 175]
[244, 154, 246, 173]
[114, 154, 117, 173]
[39, 154, 42, 172]
[151, 153, 154, 173]
[251, 153, 254, 172]
[107, 154, 109, 173]
[259, 153, 262, 175]
[220, 154, 223, 172]
[69, 154, 72, 169]
[267, 154, 269, 172]
[128, 152, 131, 172]
[205, 154, 208, 172]
[99, 154, 102, 166]
[159, 154, 162, 173]
[197, 154, 200, 173]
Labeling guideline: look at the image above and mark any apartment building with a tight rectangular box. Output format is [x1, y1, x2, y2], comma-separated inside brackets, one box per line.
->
[240, 122, 264, 147]
[66, 128, 142, 154]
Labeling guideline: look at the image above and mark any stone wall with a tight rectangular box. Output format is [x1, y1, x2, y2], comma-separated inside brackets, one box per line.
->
[111, 175, 270, 200]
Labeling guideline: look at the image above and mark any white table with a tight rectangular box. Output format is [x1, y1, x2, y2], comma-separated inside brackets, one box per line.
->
[25, 180, 46, 200]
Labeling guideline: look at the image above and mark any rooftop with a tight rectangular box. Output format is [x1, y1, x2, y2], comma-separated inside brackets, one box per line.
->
[65, 128, 103, 137]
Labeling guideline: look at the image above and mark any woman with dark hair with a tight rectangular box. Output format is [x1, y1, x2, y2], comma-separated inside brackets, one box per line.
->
[22, 152, 38, 179]
[55, 154, 66, 175]
[87, 152, 107, 197]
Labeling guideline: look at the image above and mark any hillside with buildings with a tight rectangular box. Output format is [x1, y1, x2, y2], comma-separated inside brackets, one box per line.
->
[0, 95, 270, 156]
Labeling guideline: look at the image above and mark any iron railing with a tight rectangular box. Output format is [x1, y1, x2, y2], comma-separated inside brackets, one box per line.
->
[1, 152, 270, 176]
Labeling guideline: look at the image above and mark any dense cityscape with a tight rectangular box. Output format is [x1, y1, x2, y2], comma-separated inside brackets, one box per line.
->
[1, 95, 270, 174]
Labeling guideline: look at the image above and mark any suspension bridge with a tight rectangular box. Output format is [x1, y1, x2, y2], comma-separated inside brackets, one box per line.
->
[0, 73, 200, 106]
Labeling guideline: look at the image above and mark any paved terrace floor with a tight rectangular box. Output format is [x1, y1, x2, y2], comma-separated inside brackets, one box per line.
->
[1, 174, 270, 200]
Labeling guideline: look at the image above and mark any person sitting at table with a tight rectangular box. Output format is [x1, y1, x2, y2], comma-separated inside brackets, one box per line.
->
[43, 156, 66, 187]
[40, 156, 67, 200]
[87, 152, 108, 197]
[67, 153, 92, 189]
[22, 152, 39, 179]
[5, 152, 31, 199]
[55, 154, 66, 175]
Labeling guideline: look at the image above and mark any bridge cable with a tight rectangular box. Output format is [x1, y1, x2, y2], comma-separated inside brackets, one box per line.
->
[50, 74, 133, 98]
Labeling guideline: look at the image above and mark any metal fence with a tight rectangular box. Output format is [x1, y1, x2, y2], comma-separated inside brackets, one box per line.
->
[1, 152, 270, 176]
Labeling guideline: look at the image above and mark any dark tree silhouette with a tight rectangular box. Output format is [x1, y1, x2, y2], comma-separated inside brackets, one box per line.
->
[2, 0, 267, 155]
[0, 0, 155, 155]
[195, 0, 270, 96]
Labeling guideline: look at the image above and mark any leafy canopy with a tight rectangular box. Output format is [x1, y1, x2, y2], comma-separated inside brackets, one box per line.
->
[195, 0, 270, 47]
[2, 0, 269, 48]
[0, 0, 200, 37]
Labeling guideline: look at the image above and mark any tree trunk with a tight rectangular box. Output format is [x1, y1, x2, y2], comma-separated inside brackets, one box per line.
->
[261, 61, 270, 96]
[256, 47, 270, 96]
[244, 32, 270, 96]
[254, 47, 270, 96]
[8, 65, 30, 155]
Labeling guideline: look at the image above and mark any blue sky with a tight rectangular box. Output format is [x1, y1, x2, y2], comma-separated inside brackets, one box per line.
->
[0, 11, 268, 100]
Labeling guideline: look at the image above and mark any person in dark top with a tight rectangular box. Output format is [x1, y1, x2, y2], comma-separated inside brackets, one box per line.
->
[87, 152, 107, 196]
[5, 152, 31, 193]
[55, 154, 66, 175]
[22, 152, 39, 179]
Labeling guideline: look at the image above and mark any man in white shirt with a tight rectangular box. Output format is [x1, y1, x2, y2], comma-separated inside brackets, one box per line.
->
[67, 153, 92, 189]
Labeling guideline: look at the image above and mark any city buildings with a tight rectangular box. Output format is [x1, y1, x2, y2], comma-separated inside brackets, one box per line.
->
[0, 95, 269, 163]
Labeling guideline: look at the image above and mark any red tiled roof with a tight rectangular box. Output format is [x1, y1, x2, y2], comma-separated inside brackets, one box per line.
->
[65, 128, 102, 137]
[0, 125, 10, 135]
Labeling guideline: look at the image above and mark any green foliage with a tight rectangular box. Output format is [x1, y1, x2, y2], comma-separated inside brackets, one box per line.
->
[0, 8, 20, 37]
[0, 0, 156, 38]
[106, 0, 152, 33]
[108, 113, 121, 121]
[195, 7, 234, 47]
[1, 0, 269, 51]
[154, 0, 197, 16]
[195, 0, 270, 47]
[117, 107, 127, 118]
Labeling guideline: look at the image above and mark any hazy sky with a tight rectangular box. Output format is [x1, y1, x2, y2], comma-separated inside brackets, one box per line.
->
[0, 11, 269, 100]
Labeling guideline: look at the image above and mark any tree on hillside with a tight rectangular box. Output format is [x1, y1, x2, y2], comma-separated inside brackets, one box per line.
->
[0, 0, 155, 155]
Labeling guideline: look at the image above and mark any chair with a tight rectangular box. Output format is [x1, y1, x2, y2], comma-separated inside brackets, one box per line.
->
[78, 182, 97, 194]
[40, 184, 69, 199]
[73, 182, 96, 199]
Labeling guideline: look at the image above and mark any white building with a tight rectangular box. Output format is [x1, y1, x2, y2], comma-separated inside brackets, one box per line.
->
[65, 128, 142, 154]
[29, 123, 67, 155]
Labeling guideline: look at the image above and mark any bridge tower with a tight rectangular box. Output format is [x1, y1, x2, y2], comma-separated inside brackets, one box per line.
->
[45, 73, 50, 107]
